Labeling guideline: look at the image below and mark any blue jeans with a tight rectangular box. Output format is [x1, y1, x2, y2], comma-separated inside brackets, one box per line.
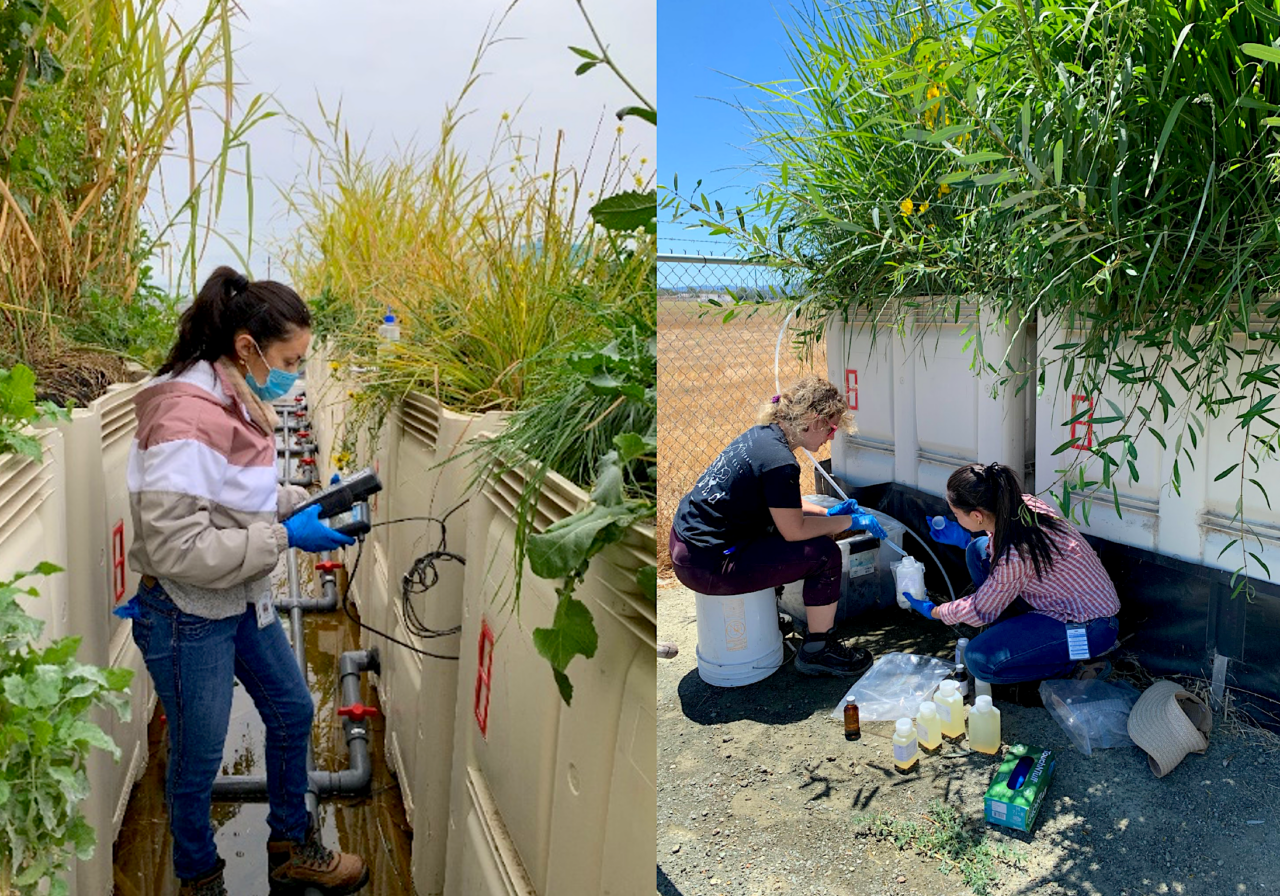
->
[127, 581, 313, 881]
[962, 535, 1119, 683]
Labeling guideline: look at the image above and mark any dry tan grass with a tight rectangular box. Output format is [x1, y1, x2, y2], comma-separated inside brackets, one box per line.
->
[657, 299, 829, 572]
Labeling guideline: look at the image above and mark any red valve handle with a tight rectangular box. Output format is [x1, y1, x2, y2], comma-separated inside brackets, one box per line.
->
[299, 457, 316, 466]
[294, 395, 305, 402]
[338, 703, 380, 722]
[295, 430, 311, 439]
[315, 560, 343, 572]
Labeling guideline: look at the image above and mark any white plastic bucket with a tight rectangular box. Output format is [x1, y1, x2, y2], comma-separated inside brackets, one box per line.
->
[694, 588, 785, 687]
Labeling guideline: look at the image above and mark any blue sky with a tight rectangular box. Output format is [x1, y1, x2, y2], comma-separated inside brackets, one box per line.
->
[658, 1, 800, 257]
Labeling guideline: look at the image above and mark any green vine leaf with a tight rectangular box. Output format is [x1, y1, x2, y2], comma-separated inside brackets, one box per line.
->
[532, 593, 599, 704]
[590, 189, 657, 234]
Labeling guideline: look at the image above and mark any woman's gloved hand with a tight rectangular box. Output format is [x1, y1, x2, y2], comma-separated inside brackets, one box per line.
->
[283, 504, 356, 552]
[902, 591, 937, 620]
[850, 513, 889, 540]
[926, 516, 971, 549]
[825, 498, 860, 517]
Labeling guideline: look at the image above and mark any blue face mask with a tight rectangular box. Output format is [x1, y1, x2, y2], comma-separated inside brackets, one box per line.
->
[246, 341, 298, 402]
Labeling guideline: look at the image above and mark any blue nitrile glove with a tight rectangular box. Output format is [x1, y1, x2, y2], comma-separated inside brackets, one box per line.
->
[926, 516, 971, 549]
[825, 498, 860, 517]
[849, 512, 889, 540]
[903, 592, 937, 620]
[330, 472, 342, 485]
[283, 504, 356, 552]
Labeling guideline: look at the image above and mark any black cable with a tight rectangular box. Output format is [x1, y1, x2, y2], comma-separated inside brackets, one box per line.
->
[337, 500, 472, 661]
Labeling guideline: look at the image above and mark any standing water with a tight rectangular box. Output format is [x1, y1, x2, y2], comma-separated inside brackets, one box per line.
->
[111, 559, 415, 895]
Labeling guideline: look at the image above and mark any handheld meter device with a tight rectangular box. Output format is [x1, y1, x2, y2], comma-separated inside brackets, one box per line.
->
[285, 467, 383, 538]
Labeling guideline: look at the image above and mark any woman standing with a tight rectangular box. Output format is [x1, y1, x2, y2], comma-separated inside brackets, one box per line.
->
[903, 462, 1120, 684]
[669, 376, 888, 677]
[118, 267, 367, 895]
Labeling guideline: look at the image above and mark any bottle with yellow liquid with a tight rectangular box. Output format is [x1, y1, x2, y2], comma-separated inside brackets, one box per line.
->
[892, 718, 918, 773]
[915, 701, 942, 753]
[934, 679, 966, 739]
[967, 694, 1001, 754]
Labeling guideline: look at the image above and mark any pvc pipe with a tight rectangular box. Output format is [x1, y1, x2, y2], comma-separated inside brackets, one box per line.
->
[210, 649, 379, 799]
[275, 554, 340, 612]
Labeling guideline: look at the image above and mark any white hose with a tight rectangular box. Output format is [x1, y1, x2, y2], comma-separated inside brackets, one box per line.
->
[774, 295, 958, 604]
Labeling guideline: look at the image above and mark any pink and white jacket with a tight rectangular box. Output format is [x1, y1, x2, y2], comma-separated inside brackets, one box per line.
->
[127, 358, 308, 620]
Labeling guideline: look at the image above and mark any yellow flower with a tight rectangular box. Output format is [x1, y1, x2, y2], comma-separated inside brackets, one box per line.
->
[917, 201, 930, 214]
[329, 361, 340, 371]
[925, 85, 940, 101]
[900, 198, 915, 216]
[501, 112, 510, 121]
[939, 183, 952, 195]
[634, 175, 644, 188]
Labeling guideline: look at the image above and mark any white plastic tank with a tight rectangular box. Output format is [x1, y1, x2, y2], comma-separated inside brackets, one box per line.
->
[694, 587, 785, 687]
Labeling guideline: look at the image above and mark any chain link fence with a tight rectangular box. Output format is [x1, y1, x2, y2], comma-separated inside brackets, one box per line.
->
[657, 254, 829, 574]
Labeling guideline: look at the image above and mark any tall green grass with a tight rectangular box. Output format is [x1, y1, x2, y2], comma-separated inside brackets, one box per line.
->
[282, 31, 654, 418]
[0, 0, 271, 365]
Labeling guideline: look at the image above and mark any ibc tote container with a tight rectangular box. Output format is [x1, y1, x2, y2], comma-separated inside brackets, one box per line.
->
[1037, 312, 1280, 582]
[444, 461, 655, 896]
[389, 394, 507, 896]
[57, 379, 152, 896]
[827, 301, 1034, 497]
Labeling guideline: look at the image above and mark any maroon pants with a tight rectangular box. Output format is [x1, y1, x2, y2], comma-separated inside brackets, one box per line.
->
[669, 528, 841, 607]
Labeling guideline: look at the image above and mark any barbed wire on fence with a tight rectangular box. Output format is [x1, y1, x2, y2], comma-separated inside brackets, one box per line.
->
[657, 255, 829, 574]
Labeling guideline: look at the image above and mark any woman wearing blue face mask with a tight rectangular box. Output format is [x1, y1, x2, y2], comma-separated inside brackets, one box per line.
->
[117, 266, 368, 895]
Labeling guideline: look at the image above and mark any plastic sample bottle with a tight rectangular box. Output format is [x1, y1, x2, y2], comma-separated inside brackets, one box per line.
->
[843, 698, 860, 741]
[955, 637, 970, 667]
[377, 309, 401, 356]
[892, 718, 919, 773]
[891, 556, 926, 609]
[916, 701, 942, 752]
[968, 694, 1002, 754]
[931, 515, 948, 534]
[934, 679, 966, 739]
[974, 678, 993, 700]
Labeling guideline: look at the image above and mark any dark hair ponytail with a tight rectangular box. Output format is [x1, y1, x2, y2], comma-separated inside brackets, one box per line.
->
[946, 462, 1063, 579]
[157, 266, 312, 377]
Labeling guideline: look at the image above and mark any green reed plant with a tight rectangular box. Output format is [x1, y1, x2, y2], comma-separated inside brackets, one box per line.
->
[670, 0, 1280, 594]
[0, 0, 271, 363]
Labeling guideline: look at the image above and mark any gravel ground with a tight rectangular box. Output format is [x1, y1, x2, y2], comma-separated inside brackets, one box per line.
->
[657, 578, 1280, 896]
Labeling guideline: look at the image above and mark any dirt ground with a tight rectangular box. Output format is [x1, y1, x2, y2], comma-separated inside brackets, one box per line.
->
[657, 577, 1280, 896]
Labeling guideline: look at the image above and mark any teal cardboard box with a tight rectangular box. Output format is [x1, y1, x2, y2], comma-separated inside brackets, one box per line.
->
[983, 744, 1054, 833]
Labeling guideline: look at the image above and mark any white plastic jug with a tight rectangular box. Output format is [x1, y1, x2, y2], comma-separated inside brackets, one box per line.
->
[891, 556, 926, 610]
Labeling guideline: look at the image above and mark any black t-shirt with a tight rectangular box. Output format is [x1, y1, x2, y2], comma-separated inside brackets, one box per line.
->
[673, 423, 801, 553]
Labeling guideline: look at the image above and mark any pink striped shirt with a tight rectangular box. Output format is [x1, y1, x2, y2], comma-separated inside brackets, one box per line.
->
[935, 495, 1120, 627]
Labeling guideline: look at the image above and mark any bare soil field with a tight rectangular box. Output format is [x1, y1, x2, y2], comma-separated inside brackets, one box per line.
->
[657, 577, 1280, 896]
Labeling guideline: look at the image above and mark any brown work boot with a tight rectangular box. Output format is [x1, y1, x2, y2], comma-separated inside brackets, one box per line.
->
[178, 858, 227, 896]
[267, 825, 369, 894]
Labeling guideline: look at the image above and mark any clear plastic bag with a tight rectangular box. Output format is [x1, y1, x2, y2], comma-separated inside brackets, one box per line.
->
[1038, 678, 1141, 756]
[830, 652, 956, 721]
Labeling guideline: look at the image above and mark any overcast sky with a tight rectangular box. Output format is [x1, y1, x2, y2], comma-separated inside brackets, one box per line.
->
[152, 0, 655, 291]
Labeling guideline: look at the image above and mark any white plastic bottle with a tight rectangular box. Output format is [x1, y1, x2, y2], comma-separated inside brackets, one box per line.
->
[968, 694, 1002, 754]
[892, 718, 919, 773]
[934, 679, 966, 739]
[974, 678, 993, 700]
[916, 701, 942, 752]
[377, 308, 400, 356]
[891, 556, 926, 609]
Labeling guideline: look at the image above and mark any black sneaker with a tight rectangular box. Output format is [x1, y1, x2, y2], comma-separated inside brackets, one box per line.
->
[793, 637, 873, 677]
